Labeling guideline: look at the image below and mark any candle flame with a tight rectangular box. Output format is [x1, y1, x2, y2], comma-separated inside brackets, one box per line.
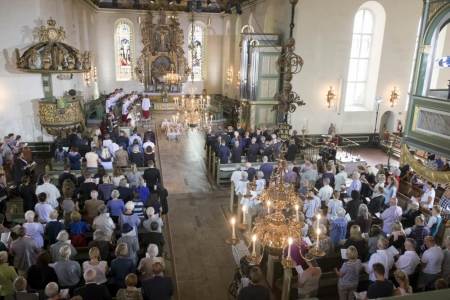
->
[230, 217, 236, 225]
[294, 204, 299, 211]
[288, 237, 293, 245]
[242, 205, 247, 212]
[252, 234, 257, 242]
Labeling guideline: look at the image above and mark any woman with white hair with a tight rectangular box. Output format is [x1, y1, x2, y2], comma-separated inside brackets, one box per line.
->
[0, 251, 18, 298]
[52, 245, 81, 288]
[330, 207, 348, 248]
[327, 191, 343, 221]
[255, 171, 266, 194]
[44, 282, 60, 300]
[142, 207, 163, 233]
[49, 230, 77, 262]
[119, 201, 141, 235]
[355, 203, 372, 234]
[23, 211, 44, 248]
[93, 205, 116, 240]
[107, 190, 125, 223]
[137, 244, 165, 281]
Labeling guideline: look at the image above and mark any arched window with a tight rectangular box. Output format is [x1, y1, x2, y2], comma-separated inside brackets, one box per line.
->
[115, 19, 134, 81]
[344, 2, 385, 111]
[188, 23, 205, 82]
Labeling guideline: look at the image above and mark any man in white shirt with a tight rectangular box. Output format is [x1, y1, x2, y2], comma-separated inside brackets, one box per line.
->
[334, 165, 348, 192]
[143, 139, 155, 151]
[303, 191, 321, 219]
[418, 236, 444, 290]
[85, 147, 99, 169]
[129, 130, 143, 146]
[122, 98, 131, 123]
[395, 238, 420, 276]
[420, 182, 436, 210]
[108, 142, 120, 157]
[35, 175, 60, 209]
[34, 192, 54, 223]
[318, 178, 333, 205]
[366, 237, 394, 282]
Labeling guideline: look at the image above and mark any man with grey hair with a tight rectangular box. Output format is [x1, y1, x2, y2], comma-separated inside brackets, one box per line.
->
[381, 197, 403, 235]
[49, 230, 77, 262]
[44, 282, 60, 300]
[74, 269, 111, 300]
[318, 177, 333, 206]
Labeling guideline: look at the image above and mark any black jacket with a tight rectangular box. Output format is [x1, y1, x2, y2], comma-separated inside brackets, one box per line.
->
[368, 195, 384, 216]
[142, 276, 173, 300]
[237, 284, 271, 300]
[143, 168, 161, 191]
[346, 199, 361, 220]
[74, 283, 111, 300]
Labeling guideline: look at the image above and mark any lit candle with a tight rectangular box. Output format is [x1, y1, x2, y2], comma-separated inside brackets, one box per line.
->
[267, 201, 271, 214]
[287, 237, 293, 259]
[230, 217, 236, 239]
[242, 205, 247, 224]
[294, 204, 299, 221]
[316, 228, 321, 250]
[252, 234, 257, 256]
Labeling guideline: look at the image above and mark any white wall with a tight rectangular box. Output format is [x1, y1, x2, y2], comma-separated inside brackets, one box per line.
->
[286, 0, 422, 134]
[0, 0, 96, 141]
[222, 0, 422, 134]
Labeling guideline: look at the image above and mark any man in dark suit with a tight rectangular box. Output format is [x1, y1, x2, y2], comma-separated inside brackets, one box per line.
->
[285, 139, 298, 162]
[238, 266, 270, 300]
[143, 161, 161, 192]
[346, 190, 362, 220]
[231, 141, 242, 163]
[58, 165, 77, 188]
[247, 138, 260, 163]
[146, 221, 165, 256]
[142, 262, 173, 300]
[367, 186, 385, 216]
[74, 269, 111, 300]
[218, 140, 230, 164]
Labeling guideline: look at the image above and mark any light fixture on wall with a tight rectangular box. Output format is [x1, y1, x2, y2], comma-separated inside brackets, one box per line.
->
[84, 71, 91, 86]
[226, 66, 233, 85]
[93, 67, 97, 82]
[326, 86, 336, 108]
[389, 86, 399, 107]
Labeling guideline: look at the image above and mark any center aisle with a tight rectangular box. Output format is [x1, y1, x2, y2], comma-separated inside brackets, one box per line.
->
[152, 112, 236, 300]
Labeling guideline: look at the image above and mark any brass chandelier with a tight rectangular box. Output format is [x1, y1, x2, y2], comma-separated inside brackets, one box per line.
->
[252, 160, 303, 253]
[175, 91, 211, 127]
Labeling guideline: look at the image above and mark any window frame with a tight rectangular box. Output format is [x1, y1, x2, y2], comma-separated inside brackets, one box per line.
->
[114, 18, 134, 82]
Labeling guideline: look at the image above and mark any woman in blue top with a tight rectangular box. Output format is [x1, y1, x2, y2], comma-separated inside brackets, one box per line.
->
[383, 176, 397, 206]
[330, 208, 348, 247]
[68, 211, 90, 246]
[67, 147, 81, 170]
[107, 189, 125, 223]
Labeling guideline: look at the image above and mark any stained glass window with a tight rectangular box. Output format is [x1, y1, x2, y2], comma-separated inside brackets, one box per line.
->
[115, 19, 134, 81]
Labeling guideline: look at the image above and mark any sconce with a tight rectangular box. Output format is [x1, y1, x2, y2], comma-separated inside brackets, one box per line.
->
[93, 67, 97, 82]
[84, 71, 91, 86]
[236, 71, 241, 88]
[326, 86, 336, 108]
[389, 87, 399, 107]
[226, 67, 233, 85]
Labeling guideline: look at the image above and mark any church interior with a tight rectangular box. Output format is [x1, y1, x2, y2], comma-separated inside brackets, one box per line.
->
[0, 0, 450, 299]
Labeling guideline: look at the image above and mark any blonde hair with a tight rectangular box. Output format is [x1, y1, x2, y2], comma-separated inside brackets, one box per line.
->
[0, 251, 8, 263]
[115, 243, 129, 257]
[346, 246, 358, 260]
[394, 270, 410, 286]
[70, 211, 82, 222]
[49, 210, 59, 220]
[59, 245, 72, 260]
[392, 221, 403, 232]
[102, 175, 111, 184]
[89, 247, 100, 260]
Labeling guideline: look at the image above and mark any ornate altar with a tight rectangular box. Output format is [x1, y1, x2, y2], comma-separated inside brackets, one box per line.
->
[135, 10, 188, 92]
[15, 18, 90, 136]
